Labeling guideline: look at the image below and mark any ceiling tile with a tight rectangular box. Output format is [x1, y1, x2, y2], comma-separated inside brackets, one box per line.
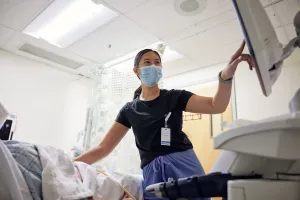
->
[102, 0, 148, 14]
[126, 0, 233, 39]
[0, 0, 53, 31]
[68, 16, 158, 64]
[163, 57, 200, 78]
[169, 19, 243, 67]
[274, 0, 300, 25]
[0, 25, 15, 46]
[162, 9, 237, 45]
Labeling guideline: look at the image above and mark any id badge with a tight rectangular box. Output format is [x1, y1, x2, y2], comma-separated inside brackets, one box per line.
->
[161, 128, 171, 146]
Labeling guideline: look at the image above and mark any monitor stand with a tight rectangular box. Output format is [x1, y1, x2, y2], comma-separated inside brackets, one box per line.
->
[287, 11, 300, 113]
[290, 88, 300, 113]
[295, 11, 300, 38]
[270, 11, 300, 109]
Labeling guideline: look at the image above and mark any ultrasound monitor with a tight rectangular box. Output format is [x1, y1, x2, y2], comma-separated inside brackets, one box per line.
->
[232, 0, 284, 96]
[0, 102, 8, 130]
[0, 119, 14, 140]
[0, 102, 14, 140]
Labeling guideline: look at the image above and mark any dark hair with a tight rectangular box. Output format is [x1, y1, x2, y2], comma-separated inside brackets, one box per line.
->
[133, 49, 161, 100]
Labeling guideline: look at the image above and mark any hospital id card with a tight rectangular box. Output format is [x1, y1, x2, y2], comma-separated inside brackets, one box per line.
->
[161, 128, 171, 146]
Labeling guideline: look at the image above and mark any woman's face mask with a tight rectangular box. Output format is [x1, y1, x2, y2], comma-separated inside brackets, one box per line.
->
[139, 65, 162, 87]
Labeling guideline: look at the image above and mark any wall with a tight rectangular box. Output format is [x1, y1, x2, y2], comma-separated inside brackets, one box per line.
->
[182, 81, 233, 173]
[164, 51, 300, 121]
[0, 50, 92, 151]
[235, 61, 300, 120]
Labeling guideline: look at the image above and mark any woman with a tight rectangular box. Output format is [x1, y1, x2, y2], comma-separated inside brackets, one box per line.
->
[75, 41, 253, 200]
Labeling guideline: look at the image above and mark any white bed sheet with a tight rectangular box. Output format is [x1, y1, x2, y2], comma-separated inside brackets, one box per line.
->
[35, 144, 144, 200]
[75, 162, 144, 200]
[36, 145, 93, 200]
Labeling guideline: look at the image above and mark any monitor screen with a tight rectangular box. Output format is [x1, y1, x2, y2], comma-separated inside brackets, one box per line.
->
[0, 102, 8, 129]
[0, 119, 13, 140]
[232, 0, 284, 96]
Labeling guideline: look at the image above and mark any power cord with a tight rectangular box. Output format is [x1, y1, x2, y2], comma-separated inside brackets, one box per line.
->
[96, 169, 137, 200]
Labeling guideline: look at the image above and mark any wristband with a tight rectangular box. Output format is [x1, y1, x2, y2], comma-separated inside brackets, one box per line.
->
[218, 71, 233, 84]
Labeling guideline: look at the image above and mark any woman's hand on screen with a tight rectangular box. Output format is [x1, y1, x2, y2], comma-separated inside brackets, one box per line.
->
[221, 40, 255, 80]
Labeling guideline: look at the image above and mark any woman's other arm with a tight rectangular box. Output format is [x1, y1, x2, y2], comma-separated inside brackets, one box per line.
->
[74, 122, 129, 165]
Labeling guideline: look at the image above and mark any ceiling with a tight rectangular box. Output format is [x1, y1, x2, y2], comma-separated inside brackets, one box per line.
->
[0, 0, 299, 78]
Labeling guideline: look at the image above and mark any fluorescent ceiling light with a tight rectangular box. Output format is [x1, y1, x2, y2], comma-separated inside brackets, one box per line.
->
[147, 42, 184, 63]
[148, 42, 184, 63]
[162, 46, 184, 63]
[23, 0, 118, 48]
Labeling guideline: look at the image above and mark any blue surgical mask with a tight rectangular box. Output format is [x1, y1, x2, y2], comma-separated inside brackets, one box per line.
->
[139, 65, 162, 87]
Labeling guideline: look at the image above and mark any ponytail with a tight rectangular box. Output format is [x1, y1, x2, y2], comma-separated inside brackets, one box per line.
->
[133, 85, 142, 100]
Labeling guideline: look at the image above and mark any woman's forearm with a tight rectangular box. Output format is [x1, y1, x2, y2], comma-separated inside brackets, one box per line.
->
[212, 79, 232, 113]
[74, 145, 109, 165]
[74, 122, 129, 165]
[211, 40, 253, 113]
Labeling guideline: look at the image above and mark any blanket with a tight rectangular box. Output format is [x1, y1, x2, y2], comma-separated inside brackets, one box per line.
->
[3, 141, 42, 200]
[0, 140, 33, 200]
[36, 145, 93, 200]
[2, 140, 143, 200]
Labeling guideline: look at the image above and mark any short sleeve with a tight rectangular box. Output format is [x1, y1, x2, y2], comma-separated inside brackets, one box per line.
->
[173, 90, 194, 111]
[115, 104, 131, 128]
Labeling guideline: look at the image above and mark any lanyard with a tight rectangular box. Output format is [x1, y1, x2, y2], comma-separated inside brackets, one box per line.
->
[165, 112, 172, 128]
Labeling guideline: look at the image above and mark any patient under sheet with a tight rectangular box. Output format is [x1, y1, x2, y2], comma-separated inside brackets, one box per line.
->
[2, 140, 143, 200]
[75, 162, 143, 200]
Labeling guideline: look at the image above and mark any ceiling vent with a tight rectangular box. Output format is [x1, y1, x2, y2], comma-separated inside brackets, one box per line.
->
[174, 0, 207, 16]
[19, 43, 83, 69]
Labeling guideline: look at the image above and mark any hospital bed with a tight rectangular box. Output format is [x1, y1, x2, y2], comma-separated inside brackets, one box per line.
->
[0, 102, 144, 200]
[0, 138, 144, 200]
